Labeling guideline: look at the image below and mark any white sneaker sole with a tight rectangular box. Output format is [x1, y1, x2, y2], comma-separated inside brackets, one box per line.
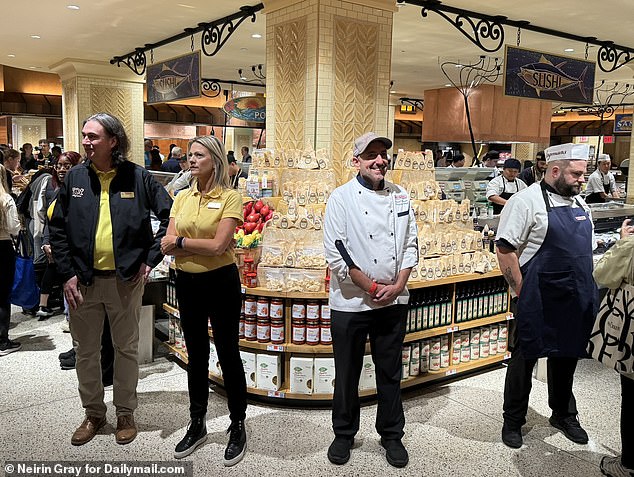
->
[174, 434, 207, 459]
[223, 441, 247, 467]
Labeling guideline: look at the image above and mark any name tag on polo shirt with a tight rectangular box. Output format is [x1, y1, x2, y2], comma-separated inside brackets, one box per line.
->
[575, 215, 587, 221]
[207, 202, 222, 209]
[121, 192, 135, 199]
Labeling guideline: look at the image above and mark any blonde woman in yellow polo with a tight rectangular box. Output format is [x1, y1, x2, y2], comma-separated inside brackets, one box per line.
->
[161, 135, 247, 466]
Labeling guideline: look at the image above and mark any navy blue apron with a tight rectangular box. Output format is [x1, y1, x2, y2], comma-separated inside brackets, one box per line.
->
[493, 178, 521, 215]
[585, 173, 610, 204]
[516, 182, 597, 359]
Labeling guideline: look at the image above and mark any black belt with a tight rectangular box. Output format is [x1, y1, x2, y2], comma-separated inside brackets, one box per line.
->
[93, 269, 117, 277]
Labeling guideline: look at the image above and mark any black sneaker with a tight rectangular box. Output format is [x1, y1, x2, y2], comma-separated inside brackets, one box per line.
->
[502, 421, 523, 448]
[380, 437, 409, 468]
[549, 415, 588, 444]
[36, 306, 54, 320]
[327, 436, 354, 465]
[22, 307, 37, 316]
[174, 417, 207, 459]
[60, 355, 76, 370]
[59, 348, 75, 360]
[0, 340, 21, 356]
[224, 420, 247, 467]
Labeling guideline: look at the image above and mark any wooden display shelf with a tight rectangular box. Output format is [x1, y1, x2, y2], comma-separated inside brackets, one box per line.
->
[407, 270, 502, 289]
[240, 286, 328, 299]
[403, 312, 513, 343]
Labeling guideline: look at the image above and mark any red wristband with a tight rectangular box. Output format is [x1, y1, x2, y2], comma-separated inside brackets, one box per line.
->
[367, 281, 378, 296]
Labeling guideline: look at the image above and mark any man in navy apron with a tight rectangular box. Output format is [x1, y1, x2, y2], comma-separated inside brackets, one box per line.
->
[486, 158, 527, 215]
[495, 143, 597, 449]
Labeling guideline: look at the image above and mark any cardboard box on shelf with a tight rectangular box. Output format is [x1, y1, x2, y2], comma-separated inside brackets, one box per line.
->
[240, 350, 257, 388]
[313, 357, 336, 394]
[359, 354, 376, 391]
[208, 340, 222, 377]
[256, 353, 282, 391]
[289, 357, 314, 394]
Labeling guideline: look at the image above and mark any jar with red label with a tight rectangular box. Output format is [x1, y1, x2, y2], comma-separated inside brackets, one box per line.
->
[243, 257, 255, 274]
[244, 296, 257, 315]
[291, 318, 306, 345]
[320, 302, 331, 322]
[320, 322, 332, 345]
[271, 319, 284, 344]
[244, 316, 257, 341]
[269, 298, 284, 319]
[256, 297, 270, 318]
[245, 272, 258, 288]
[257, 318, 271, 343]
[239, 314, 245, 339]
[306, 319, 320, 345]
[306, 300, 320, 320]
[291, 300, 306, 319]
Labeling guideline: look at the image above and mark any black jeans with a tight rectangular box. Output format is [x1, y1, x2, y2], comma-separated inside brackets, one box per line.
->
[621, 374, 634, 468]
[0, 240, 16, 345]
[331, 304, 407, 440]
[175, 264, 246, 422]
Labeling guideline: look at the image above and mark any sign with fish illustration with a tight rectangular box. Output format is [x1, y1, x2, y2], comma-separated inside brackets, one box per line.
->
[504, 46, 595, 105]
[147, 51, 201, 104]
[614, 113, 632, 133]
[223, 96, 266, 123]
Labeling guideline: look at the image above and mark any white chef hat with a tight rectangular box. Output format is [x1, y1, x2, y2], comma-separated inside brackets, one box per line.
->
[597, 153, 612, 163]
[544, 143, 590, 163]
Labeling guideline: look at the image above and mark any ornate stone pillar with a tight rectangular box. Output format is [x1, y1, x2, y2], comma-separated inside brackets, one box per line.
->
[264, 0, 396, 181]
[50, 59, 145, 165]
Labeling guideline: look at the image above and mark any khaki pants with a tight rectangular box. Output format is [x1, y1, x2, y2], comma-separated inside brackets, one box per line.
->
[70, 275, 144, 418]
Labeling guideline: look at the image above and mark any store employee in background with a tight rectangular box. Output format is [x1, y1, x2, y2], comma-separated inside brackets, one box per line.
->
[448, 153, 465, 168]
[585, 154, 619, 203]
[495, 143, 596, 449]
[518, 150, 547, 186]
[324, 132, 418, 468]
[486, 158, 527, 214]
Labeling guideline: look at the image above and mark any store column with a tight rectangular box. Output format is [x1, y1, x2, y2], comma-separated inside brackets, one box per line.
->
[263, 0, 396, 182]
[50, 59, 145, 165]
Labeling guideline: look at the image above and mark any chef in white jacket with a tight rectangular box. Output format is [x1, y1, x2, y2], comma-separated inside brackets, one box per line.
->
[324, 132, 418, 469]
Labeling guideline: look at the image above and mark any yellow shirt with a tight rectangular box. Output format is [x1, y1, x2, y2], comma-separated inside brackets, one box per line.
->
[170, 183, 243, 273]
[92, 165, 116, 270]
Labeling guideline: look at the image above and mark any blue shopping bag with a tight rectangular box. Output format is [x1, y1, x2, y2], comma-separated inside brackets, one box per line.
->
[10, 231, 40, 309]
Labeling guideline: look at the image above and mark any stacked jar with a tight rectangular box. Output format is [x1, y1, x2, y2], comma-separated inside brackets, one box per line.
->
[244, 257, 257, 288]
[244, 296, 257, 341]
[239, 295, 246, 339]
[306, 300, 321, 345]
[320, 301, 332, 345]
[256, 297, 270, 343]
[291, 300, 306, 345]
[270, 298, 284, 344]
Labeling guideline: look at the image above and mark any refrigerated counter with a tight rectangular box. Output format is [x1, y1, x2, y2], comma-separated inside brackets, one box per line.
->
[588, 201, 634, 233]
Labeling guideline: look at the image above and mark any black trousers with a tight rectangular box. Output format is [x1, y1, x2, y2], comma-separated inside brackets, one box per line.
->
[621, 374, 634, 468]
[0, 240, 16, 345]
[175, 264, 246, 422]
[331, 304, 407, 440]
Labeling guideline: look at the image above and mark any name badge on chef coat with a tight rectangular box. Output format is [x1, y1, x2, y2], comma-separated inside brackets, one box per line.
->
[207, 202, 222, 209]
[575, 215, 587, 221]
[120, 192, 135, 199]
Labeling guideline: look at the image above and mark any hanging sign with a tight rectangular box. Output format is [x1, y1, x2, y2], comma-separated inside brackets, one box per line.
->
[504, 45, 595, 105]
[147, 51, 201, 104]
[614, 113, 632, 133]
[223, 96, 266, 123]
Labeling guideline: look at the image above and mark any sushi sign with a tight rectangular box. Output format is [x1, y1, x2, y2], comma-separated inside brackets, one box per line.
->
[504, 45, 596, 105]
[147, 51, 201, 104]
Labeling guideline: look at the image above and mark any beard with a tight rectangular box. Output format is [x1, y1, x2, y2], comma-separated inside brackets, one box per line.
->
[553, 174, 581, 197]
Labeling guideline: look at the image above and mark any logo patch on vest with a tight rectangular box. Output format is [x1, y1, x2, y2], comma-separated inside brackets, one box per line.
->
[71, 187, 84, 198]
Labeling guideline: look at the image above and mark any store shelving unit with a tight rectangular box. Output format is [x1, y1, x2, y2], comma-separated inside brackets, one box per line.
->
[162, 269, 512, 403]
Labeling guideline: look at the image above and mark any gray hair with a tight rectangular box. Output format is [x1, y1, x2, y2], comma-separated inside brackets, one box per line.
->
[83, 112, 130, 166]
[171, 147, 183, 157]
[188, 136, 230, 190]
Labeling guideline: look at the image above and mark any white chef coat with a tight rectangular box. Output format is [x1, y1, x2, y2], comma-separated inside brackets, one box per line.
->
[324, 177, 418, 312]
[585, 169, 617, 196]
[486, 175, 527, 199]
[496, 182, 594, 267]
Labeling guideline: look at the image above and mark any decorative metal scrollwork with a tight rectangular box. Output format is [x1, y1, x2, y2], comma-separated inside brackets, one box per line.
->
[421, 2, 504, 53]
[201, 7, 257, 57]
[201, 79, 222, 98]
[115, 48, 147, 75]
[399, 98, 424, 112]
[597, 43, 633, 73]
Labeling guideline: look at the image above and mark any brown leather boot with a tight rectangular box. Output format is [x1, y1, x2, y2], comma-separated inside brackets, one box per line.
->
[115, 415, 137, 445]
[71, 416, 106, 446]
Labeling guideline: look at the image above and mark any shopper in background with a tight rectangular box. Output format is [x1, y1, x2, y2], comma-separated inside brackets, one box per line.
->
[49, 112, 171, 446]
[324, 132, 418, 468]
[165, 153, 192, 196]
[0, 164, 22, 356]
[144, 139, 153, 168]
[161, 135, 247, 465]
[3, 148, 28, 195]
[161, 146, 182, 173]
[495, 143, 596, 449]
[585, 154, 619, 204]
[240, 146, 252, 163]
[481, 150, 501, 177]
[20, 143, 35, 170]
[228, 154, 246, 189]
[37, 139, 52, 164]
[35, 152, 82, 320]
[486, 158, 527, 215]
[593, 218, 634, 477]
[518, 151, 547, 186]
[449, 153, 465, 168]
[148, 149, 163, 171]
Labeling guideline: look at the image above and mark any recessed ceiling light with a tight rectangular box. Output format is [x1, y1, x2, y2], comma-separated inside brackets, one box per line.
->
[390, 90, 397, 94]
[564, 48, 574, 52]
[30, 35, 41, 39]
[29, 66, 38, 69]
[444, 84, 452, 87]
[455, 64, 463, 68]
[251, 33, 262, 39]
[67, 5, 80, 10]
[8, 54, 15, 58]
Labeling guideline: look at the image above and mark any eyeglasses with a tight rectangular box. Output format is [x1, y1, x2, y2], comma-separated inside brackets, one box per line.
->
[359, 151, 389, 161]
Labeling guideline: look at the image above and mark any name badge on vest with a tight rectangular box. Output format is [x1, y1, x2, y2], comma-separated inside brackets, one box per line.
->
[121, 192, 135, 199]
[207, 202, 222, 209]
[575, 215, 587, 221]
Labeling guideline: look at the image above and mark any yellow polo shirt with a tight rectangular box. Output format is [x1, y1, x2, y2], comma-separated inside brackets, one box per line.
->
[92, 164, 116, 270]
[170, 183, 243, 273]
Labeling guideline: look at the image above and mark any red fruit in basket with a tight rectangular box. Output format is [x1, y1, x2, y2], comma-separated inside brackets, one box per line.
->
[260, 205, 270, 217]
[257, 222, 265, 232]
[254, 200, 264, 213]
[247, 212, 260, 223]
[244, 222, 257, 234]
[244, 201, 253, 214]
[265, 212, 273, 221]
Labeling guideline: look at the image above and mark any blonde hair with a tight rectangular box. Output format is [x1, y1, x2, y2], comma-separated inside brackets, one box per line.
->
[188, 135, 230, 190]
[0, 164, 10, 232]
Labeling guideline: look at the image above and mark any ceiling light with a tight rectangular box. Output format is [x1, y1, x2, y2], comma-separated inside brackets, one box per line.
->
[390, 90, 397, 94]
[444, 84, 452, 87]
[177, 3, 195, 7]
[30, 35, 41, 39]
[29, 66, 38, 69]
[240, 47, 248, 51]
[564, 48, 574, 52]
[8, 54, 15, 58]
[67, 5, 80, 10]
[455, 64, 463, 68]
[251, 33, 262, 39]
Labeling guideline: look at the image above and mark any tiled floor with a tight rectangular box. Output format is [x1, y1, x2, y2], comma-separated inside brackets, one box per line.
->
[0, 308, 621, 476]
